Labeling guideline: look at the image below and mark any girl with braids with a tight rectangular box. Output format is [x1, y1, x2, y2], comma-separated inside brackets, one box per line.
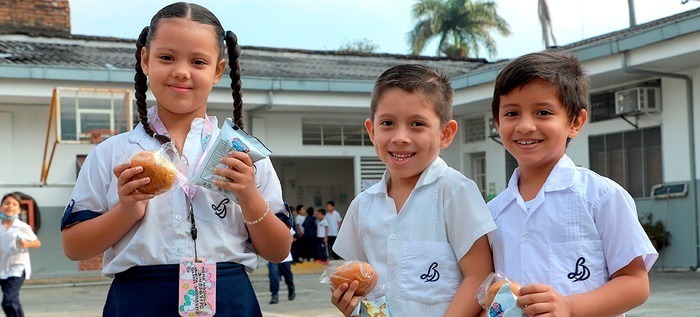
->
[60, 3, 290, 316]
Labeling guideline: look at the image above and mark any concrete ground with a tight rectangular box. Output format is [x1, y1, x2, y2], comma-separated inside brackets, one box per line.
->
[19, 262, 700, 316]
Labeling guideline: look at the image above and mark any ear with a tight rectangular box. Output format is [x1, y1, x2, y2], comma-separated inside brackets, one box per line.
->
[568, 109, 588, 139]
[140, 47, 149, 76]
[364, 118, 375, 143]
[439, 119, 458, 149]
[213, 58, 226, 84]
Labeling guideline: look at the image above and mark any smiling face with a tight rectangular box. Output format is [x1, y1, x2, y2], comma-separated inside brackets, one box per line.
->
[141, 18, 225, 122]
[365, 88, 457, 187]
[496, 78, 587, 174]
[1, 195, 20, 220]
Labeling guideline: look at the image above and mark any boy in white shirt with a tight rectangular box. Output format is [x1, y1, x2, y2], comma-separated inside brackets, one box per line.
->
[488, 51, 658, 316]
[331, 64, 496, 317]
[316, 209, 329, 265]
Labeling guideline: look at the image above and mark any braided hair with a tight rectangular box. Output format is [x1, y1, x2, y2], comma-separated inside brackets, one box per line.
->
[133, 2, 245, 143]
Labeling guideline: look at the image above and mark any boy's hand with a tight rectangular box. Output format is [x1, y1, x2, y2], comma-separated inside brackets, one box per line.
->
[213, 151, 257, 203]
[113, 163, 152, 219]
[330, 280, 362, 316]
[517, 283, 572, 317]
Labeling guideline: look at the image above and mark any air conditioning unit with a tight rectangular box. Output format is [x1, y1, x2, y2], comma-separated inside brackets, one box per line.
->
[615, 87, 661, 115]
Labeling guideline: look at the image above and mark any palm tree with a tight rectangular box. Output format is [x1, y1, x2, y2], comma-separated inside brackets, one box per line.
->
[408, 0, 510, 58]
[538, 0, 557, 48]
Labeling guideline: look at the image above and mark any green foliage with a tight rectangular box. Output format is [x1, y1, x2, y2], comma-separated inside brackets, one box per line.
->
[338, 38, 379, 54]
[640, 213, 671, 251]
[408, 0, 510, 58]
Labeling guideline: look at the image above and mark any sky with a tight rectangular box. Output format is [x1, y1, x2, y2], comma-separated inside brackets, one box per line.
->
[69, 0, 700, 61]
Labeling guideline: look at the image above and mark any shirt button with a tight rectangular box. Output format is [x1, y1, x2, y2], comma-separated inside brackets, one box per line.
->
[523, 234, 530, 241]
[176, 215, 182, 221]
[390, 233, 397, 240]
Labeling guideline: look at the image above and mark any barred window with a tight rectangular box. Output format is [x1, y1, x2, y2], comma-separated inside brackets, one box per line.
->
[463, 116, 485, 143]
[588, 126, 662, 198]
[302, 119, 371, 146]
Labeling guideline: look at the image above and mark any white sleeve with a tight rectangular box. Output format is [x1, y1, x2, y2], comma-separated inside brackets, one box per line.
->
[445, 179, 497, 261]
[254, 157, 286, 216]
[332, 195, 367, 261]
[594, 184, 658, 274]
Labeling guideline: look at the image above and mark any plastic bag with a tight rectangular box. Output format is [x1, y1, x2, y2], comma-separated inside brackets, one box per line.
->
[192, 118, 271, 201]
[476, 272, 524, 317]
[126, 142, 184, 195]
[320, 260, 390, 317]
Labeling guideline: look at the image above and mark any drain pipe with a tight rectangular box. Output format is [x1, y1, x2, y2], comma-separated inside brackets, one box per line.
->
[622, 52, 699, 271]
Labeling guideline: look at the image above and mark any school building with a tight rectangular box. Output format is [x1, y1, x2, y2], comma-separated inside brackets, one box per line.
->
[1, 1, 699, 278]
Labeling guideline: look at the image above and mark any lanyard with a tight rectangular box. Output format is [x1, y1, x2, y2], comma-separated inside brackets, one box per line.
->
[150, 108, 215, 259]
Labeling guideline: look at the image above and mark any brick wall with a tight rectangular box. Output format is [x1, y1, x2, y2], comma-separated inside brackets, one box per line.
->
[0, 0, 71, 37]
[79, 254, 104, 271]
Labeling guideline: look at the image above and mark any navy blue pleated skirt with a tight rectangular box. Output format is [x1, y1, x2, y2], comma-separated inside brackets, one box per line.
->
[103, 262, 261, 317]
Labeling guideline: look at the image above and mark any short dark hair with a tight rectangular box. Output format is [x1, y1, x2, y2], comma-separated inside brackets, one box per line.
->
[326, 201, 335, 207]
[491, 51, 589, 124]
[370, 64, 453, 125]
[1, 193, 21, 205]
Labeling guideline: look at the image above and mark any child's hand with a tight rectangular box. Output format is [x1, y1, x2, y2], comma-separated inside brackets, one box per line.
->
[517, 283, 572, 317]
[330, 280, 362, 317]
[113, 163, 152, 218]
[213, 151, 258, 203]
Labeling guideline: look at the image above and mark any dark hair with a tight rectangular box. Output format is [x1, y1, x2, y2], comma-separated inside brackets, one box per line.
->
[134, 2, 244, 144]
[305, 206, 315, 217]
[491, 51, 589, 125]
[369, 64, 453, 125]
[296, 204, 304, 212]
[317, 208, 327, 216]
[326, 201, 335, 207]
[1, 193, 21, 205]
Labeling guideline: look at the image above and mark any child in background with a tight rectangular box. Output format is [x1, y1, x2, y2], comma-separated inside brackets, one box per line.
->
[60, 3, 290, 316]
[331, 64, 495, 316]
[315, 209, 329, 265]
[268, 211, 296, 304]
[488, 51, 657, 316]
[0, 193, 41, 317]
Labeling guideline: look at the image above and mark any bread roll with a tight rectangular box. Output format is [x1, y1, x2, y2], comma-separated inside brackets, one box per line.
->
[329, 261, 378, 296]
[130, 151, 177, 195]
[485, 280, 521, 308]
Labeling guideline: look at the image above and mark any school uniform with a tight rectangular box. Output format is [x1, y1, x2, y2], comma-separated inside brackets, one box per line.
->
[334, 157, 496, 316]
[61, 108, 285, 316]
[487, 154, 658, 301]
[0, 219, 37, 317]
[316, 218, 329, 261]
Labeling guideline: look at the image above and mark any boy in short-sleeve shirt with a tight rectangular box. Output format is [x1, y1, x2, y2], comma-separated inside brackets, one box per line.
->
[487, 51, 657, 316]
[331, 65, 495, 317]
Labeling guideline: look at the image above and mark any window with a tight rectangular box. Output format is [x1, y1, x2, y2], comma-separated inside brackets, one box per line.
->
[302, 119, 371, 146]
[589, 91, 616, 122]
[471, 152, 486, 200]
[463, 116, 485, 143]
[588, 127, 662, 198]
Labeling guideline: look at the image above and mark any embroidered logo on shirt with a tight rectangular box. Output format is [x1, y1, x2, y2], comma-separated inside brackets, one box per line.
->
[567, 257, 590, 282]
[420, 262, 440, 282]
[212, 198, 229, 218]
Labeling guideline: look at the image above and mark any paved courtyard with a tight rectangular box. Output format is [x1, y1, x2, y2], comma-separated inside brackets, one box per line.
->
[19, 261, 700, 316]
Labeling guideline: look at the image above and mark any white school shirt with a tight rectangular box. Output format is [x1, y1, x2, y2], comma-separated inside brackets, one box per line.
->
[294, 215, 306, 235]
[487, 154, 658, 300]
[316, 218, 329, 238]
[0, 219, 38, 279]
[326, 210, 342, 236]
[61, 113, 286, 277]
[334, 157, 496, 316]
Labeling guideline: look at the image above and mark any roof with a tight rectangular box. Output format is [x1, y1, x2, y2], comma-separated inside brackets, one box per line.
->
[0, 34, 487, 81]
[1, 7, 699, 87]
